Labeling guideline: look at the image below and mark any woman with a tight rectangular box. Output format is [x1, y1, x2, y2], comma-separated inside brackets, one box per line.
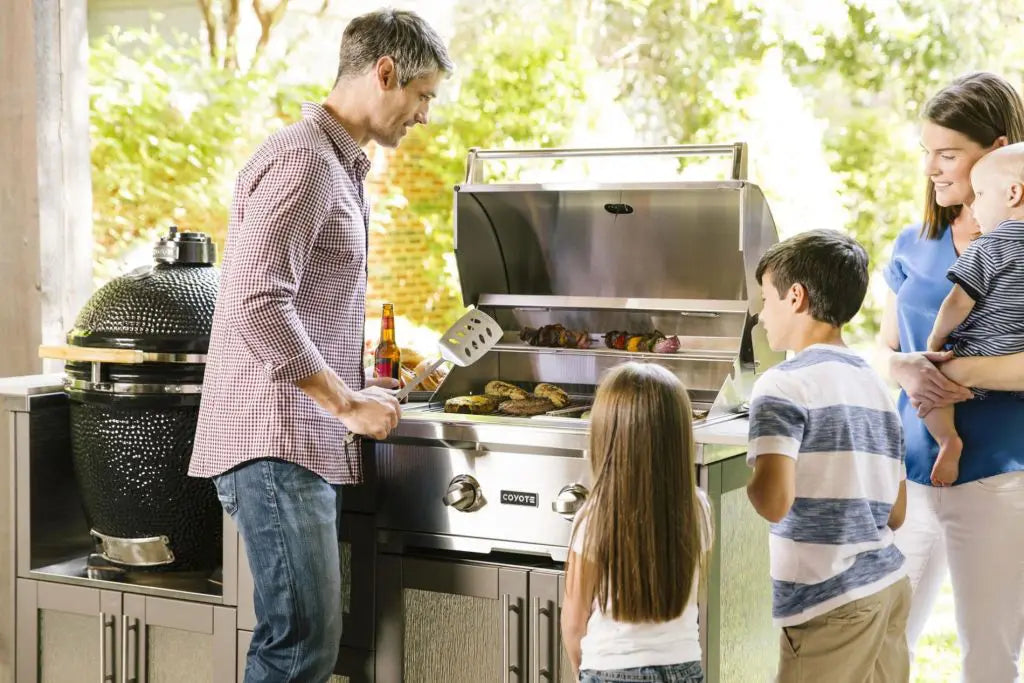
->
[878, 71, 1024, 681]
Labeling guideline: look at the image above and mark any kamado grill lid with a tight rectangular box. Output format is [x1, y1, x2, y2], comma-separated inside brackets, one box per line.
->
[66, 227, 219, 353]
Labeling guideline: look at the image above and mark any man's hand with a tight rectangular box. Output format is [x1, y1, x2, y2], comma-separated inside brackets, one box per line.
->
[337, 386, 401, 440]
[295, 368, 401, 439]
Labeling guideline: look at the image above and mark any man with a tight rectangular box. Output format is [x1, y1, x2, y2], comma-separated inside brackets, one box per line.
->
[188, 9, 452, 682]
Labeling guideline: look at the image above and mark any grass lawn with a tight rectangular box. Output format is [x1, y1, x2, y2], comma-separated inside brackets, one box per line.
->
[912, 578, 1024, 682]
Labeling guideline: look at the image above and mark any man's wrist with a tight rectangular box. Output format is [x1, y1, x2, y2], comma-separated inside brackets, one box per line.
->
[332, 383, 356, 415]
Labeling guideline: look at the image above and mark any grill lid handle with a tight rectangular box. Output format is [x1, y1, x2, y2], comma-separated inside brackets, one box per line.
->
[464, 143, 748, 184]
[154, 226, 217, 265]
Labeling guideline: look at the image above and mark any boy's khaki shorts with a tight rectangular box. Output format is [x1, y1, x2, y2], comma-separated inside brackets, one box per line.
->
[777, 576, 911, 683]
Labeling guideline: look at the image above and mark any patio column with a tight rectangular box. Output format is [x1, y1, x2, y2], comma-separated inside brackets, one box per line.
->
[0, 0, 93, 379]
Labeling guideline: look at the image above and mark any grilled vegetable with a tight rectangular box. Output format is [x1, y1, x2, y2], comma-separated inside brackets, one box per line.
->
[605, 329, 680, 354]
[604, 330, 629, 350]
[652, 335, 681, 354]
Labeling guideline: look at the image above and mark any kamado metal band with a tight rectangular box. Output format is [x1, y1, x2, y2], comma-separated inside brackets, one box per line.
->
[65, 378, 203, 395]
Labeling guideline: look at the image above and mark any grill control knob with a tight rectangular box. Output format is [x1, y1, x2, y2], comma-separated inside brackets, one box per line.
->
[552, 484, 589, 520]
[443, 475, 482, 512]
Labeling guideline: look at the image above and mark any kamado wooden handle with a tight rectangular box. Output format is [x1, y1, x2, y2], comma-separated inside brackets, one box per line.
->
[38, 345, 145, 364]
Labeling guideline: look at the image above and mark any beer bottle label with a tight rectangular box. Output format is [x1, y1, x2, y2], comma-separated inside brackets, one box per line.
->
[375, 358, 400, 380]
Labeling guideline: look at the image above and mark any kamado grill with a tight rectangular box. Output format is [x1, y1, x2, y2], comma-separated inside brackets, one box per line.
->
[375, 144, 784, 561]
[40, 228, 222, 572]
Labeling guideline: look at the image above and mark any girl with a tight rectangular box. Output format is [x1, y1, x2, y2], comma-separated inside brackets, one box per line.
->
[561, 362, 712, 683]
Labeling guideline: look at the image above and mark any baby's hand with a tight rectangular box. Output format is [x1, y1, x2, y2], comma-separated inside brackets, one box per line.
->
[926, 333, 947, 353]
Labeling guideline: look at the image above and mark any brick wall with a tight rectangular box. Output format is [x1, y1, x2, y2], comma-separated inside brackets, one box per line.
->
[364, 138, 466, 335]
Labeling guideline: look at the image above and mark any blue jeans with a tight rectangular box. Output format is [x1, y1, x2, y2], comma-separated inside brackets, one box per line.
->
[214, 459, 343, 683]
[580, 661, 705, 683]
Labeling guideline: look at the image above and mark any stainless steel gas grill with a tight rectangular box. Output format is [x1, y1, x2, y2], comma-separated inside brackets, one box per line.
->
[373, 145, 784, 683]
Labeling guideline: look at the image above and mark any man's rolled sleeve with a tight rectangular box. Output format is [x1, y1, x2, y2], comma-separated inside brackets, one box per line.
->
[226, 148, 334, 383]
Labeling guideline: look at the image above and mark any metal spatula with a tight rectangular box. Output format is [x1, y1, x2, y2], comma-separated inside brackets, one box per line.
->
[394, 308, 503, 400]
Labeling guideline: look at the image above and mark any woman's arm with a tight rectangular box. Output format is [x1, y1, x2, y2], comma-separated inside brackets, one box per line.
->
[561, 551, 594, 678]
[876, 290, 974, 412]
[874, 290, 902, 380]
[940, 352, 1024, 391]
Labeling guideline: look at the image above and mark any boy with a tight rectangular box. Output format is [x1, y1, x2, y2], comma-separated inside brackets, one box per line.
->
[746, 230, 910, 683]
[924, 142, 1024, 486]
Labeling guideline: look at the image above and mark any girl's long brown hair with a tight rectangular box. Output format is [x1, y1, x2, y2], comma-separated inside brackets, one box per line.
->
[573, 362, 710, 622]
[921, 72, 1024, 239]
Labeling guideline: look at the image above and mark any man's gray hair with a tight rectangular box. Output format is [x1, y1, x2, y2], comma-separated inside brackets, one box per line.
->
[336, 8, 453, 86]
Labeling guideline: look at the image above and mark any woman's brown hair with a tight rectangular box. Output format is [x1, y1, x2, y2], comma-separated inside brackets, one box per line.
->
[921, 72, 1024, 239]
[572, 362, 710, 623]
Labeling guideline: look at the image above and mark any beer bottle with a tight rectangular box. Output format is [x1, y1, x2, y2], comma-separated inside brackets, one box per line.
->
[374, 303, 401, 382]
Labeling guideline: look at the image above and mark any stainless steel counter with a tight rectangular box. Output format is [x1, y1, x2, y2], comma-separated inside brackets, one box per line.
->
[0, 374, 63, 408]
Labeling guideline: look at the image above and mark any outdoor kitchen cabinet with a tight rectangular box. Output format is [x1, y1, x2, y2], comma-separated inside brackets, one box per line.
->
[15, 580, 121, 683]
[374, 554, 571, 683]
[15, 579, 235, 683]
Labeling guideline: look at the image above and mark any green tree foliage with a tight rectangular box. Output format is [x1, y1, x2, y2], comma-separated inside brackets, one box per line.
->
[780, 0, 1024, 337]
[380, 1, 590, 326]
[595, 0, 768, 145]
[89, 28, 325, 281]
[596, 0, 1024, 339]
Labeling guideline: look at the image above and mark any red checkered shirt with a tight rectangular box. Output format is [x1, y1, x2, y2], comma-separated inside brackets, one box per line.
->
[189, 102, 371, 485]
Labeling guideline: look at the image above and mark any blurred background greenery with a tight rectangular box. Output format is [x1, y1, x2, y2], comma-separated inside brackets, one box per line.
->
[88, 0, 1024, 347]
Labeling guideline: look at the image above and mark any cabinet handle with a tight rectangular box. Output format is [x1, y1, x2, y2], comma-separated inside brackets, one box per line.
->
[531, 597, 552, 682]
[121, 615, 139, 683]
[99, 612, 115, 682]
[502, 593, 521, 682]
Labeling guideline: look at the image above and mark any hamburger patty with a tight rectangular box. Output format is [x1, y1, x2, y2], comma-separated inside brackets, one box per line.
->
[497, 397, 556, 416]
[444, 395, 499, 415]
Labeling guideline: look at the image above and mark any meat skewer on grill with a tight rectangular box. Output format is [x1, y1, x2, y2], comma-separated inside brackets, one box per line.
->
[521, 324, 591, 349]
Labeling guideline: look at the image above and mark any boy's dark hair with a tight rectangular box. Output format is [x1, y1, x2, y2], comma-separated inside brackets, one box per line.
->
[755, 229, 869, 327]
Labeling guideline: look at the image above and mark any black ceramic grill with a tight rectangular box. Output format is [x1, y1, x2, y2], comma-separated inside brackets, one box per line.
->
[55, 228, 222, 571]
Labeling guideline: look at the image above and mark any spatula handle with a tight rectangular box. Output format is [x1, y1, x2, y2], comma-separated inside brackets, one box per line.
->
[394, 357, 446, 400]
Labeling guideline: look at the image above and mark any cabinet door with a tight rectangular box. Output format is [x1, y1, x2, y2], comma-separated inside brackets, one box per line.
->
[375, 555, 528, 683]
[527, 570, 562, 683]
[16, 579, 121, 683]
[555, 575, 575, 683]
[236, 513, 375, 650]
[121, 594, 235, 683]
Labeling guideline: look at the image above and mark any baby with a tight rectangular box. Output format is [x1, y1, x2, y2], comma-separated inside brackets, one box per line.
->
[926, 142, 1024, 485]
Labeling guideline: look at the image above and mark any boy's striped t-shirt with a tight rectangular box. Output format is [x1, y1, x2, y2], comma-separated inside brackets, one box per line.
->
[747, 344, 906, 627]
